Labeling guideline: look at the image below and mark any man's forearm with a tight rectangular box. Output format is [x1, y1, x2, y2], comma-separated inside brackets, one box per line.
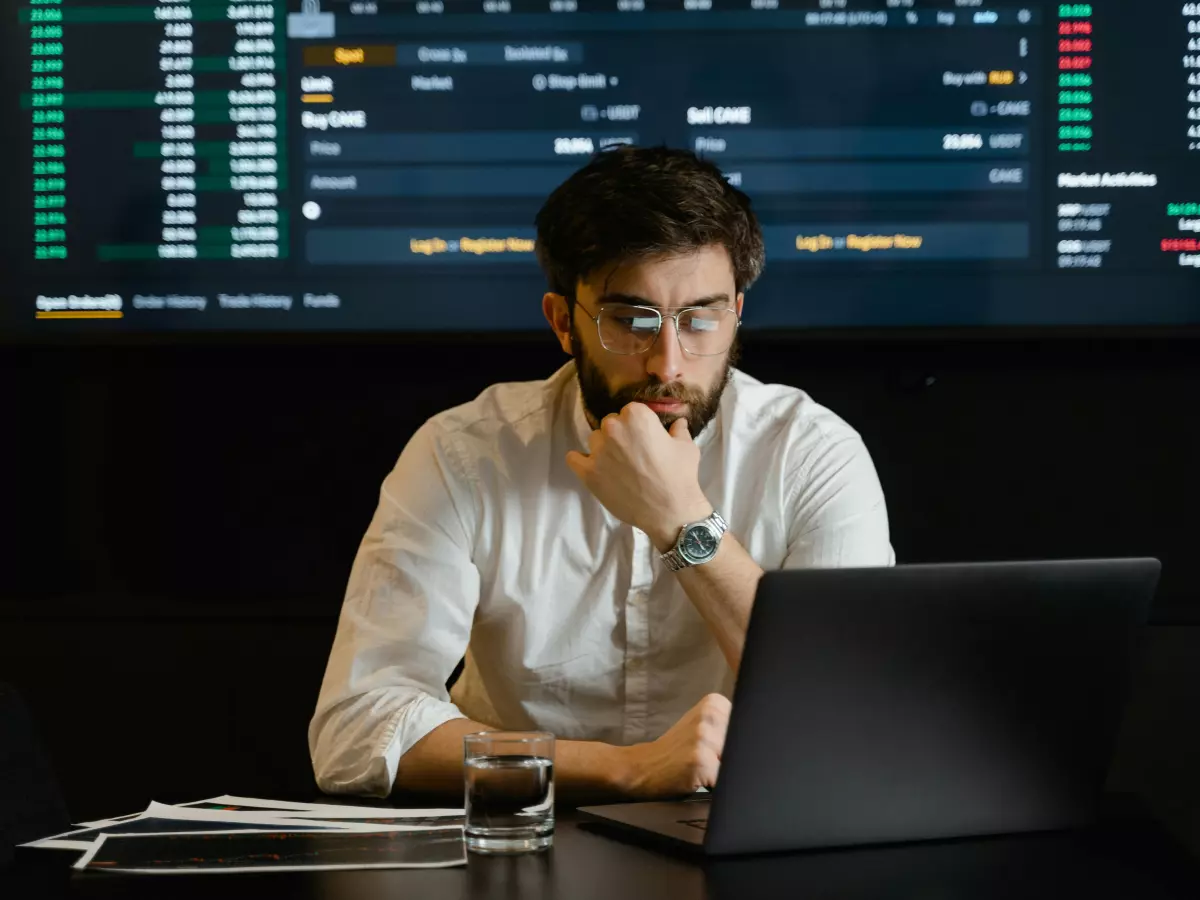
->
[644, 500, 764, 673]
[646, 504, 763, 672]
[670, 534, 763, 673]
[393, 718, 633, 803]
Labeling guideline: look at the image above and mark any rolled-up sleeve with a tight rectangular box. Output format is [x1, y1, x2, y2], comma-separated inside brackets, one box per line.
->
[782, 433, 895, 569]
[309, 420, 481, 797]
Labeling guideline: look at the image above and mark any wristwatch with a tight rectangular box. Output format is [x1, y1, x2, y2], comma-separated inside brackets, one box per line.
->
[660, 510, 728, 571]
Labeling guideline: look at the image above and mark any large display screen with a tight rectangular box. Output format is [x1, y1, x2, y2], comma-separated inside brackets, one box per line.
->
[2, 0, 1198, 335]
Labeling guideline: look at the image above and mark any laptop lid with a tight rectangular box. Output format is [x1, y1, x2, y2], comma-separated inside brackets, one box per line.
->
[704, 558, 1160, 856]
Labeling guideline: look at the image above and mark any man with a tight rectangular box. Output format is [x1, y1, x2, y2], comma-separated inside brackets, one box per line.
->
[309, 146, 893, 801]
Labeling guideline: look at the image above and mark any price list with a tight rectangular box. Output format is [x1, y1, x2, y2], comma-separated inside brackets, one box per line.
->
[1163, 5, 1200, 267]
[28, 0, 67, 260]
[1187, 2, 1200, 151]
[1057, 3, 1094, 153]
[20, 0, 286, 266]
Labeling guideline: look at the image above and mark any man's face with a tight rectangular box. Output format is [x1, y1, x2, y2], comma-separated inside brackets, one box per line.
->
[565, 245, 743, 440]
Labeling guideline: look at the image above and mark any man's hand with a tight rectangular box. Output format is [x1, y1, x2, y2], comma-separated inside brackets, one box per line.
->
[616, 693, 731, 799]
[566, 403, 712, 546]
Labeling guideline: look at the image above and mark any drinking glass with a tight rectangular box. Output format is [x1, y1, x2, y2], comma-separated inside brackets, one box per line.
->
[463, 731, 555, 854]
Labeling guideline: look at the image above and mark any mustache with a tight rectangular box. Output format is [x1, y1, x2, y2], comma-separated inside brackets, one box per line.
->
[616, 383, 697, 405]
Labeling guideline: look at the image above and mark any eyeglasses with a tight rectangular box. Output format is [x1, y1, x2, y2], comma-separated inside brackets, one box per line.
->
[573, 300, 741, 357]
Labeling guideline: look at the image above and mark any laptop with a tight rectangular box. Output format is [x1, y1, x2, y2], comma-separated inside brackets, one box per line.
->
[579, 558, 1160, 856]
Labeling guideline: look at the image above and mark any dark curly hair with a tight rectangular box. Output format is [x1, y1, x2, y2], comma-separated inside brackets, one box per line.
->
[534, 146, 765, 308]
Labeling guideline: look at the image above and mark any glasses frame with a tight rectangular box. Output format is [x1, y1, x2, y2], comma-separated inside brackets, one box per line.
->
[571, 298, 742, 357]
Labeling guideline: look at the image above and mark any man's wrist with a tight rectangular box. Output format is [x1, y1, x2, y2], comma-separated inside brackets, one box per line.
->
[646, 499, 716, 554]
[606, 742, 638, 795]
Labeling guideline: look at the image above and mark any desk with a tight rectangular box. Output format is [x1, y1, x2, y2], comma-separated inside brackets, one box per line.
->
[6, 801, 1200, 900]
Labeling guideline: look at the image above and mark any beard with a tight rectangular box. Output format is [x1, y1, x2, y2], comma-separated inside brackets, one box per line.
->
[571, 324, 740, 440]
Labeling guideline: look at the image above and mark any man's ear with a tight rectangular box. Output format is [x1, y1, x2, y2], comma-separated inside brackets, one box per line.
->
[543, 292, 573, 356]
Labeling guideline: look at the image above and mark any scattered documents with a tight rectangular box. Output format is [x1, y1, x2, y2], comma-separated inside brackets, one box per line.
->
[21, 795, 468, 873]
[73, 826, 466, 873]
[186, 794, 465, 825]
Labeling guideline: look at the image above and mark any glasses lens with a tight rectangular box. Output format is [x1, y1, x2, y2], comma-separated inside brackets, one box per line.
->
[678, 308, 738, 356]
[598, 305, 661, 354]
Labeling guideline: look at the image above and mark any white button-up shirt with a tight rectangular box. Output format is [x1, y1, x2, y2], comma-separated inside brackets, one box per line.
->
[309, 361, 894, 796]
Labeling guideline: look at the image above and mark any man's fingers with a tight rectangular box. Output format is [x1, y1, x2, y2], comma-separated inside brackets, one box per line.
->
[698, 693, 731, 727]
[565, 450, 590, 479]
[623, 401, 654, 420]
[697, 694, 731, 756]
[687, 747, 721, 790]
[601, 412, 624, 434]
[670, 417, 690, 439]
[698, 726, 725, 761]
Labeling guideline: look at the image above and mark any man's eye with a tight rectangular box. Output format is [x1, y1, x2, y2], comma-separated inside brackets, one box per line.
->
[624, 316, 659, 331]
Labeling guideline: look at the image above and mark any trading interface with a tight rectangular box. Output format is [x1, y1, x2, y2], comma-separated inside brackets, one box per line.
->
[2, 0, 1198, 333]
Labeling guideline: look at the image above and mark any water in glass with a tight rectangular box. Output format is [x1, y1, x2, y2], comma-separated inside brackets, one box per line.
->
[464, 753, 554, 853]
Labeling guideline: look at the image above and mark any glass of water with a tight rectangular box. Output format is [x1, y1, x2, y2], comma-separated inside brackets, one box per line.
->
[463, 731, 555, 854]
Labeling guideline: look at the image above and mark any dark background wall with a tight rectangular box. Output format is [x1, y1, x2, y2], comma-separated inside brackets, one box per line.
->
[2, 336, 1197, 842]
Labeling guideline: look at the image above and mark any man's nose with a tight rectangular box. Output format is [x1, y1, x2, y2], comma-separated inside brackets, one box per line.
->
[644, 316, 686, 383]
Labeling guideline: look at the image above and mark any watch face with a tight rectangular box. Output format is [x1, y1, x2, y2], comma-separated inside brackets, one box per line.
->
[680, 525, 719, 561]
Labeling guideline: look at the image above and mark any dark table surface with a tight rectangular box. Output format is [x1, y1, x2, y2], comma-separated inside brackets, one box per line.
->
[5, 796, 1200, 900]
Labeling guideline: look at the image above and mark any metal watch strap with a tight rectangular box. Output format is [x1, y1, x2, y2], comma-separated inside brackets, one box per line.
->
[661, 510, 728, 571]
